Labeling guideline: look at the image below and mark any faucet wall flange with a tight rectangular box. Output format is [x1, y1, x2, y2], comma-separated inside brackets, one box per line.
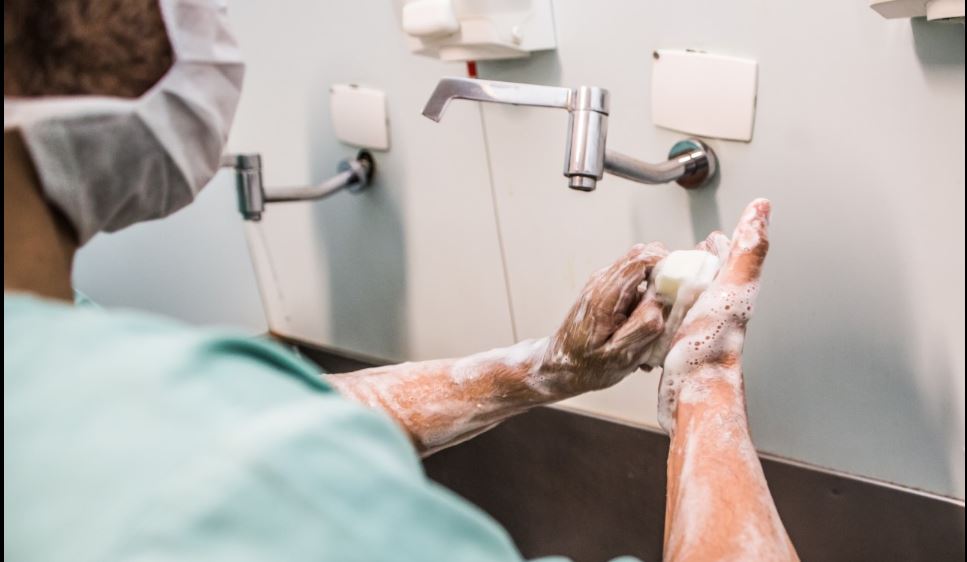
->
[668, 139, 717, 189]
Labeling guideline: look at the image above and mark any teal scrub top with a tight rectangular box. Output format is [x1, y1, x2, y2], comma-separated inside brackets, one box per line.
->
[5, 293, 593, 562]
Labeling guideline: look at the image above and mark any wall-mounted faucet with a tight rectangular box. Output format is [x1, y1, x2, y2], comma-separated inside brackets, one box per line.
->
[422, 77, 717, 191]
[221, 150, 374, 221]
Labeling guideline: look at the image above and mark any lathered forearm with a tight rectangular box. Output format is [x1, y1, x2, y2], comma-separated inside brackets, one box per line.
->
[328, 339, 558, 456]
[659, 199, 798, 561]
[329, 243, 670, 455]
[664, 370, 798, 562]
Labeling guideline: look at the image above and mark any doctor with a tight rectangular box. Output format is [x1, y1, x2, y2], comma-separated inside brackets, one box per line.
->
[4, 1, 798, 560]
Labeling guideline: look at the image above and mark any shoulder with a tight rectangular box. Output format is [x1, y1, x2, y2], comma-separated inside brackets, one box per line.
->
[4, 292, 416, 559]
[3, 293, 523, 562]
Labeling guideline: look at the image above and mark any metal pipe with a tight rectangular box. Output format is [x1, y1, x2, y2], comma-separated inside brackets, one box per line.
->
[604, 150, 691, 184]
[604, 140, 716, 189]
[266, 170, 356, 202]
[266, 156, 372, 202]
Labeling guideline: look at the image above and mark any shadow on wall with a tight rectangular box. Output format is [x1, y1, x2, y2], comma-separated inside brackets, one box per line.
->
[912, 17, 965, 67]
[686, 169, 723, 242]
[305, 103, 408, 361]
[909, 16, 964, 494]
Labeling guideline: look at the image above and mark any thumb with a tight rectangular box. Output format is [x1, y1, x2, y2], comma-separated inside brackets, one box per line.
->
[717, 199, 771, 286]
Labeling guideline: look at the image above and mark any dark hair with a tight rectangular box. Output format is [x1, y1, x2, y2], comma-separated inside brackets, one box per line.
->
[4, 0, 174, 98]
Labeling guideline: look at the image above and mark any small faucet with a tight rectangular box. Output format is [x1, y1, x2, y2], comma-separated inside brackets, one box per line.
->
[221, 150, 374, 221]
[422, 77, 717, 191]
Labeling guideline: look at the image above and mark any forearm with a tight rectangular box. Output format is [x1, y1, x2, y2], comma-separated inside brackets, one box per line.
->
[663, 370, 798, 562]
[327, 339, 560, 455]
[326, 243, 667, 455]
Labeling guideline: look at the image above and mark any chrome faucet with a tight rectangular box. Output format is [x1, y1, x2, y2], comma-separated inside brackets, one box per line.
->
[422, 77, 717, 191]
[221, 150, 374, 221]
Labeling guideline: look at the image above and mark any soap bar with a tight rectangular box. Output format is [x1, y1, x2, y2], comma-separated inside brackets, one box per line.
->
[653, 250, 720, 303]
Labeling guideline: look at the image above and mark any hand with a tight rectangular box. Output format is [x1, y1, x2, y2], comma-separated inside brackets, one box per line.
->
[657, 199, 772, 433]
[538, 242, 669, 397]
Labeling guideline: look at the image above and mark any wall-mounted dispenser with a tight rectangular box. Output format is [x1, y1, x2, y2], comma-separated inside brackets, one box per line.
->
[871, 0, 965, 22]
[398, 0, 556, 61]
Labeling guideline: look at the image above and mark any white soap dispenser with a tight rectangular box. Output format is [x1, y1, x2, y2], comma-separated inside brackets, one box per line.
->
[397, 0, 557, 61]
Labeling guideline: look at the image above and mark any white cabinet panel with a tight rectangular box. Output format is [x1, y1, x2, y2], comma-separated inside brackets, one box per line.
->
[480, 0, 964, 498]
[228, 0, 515, 361]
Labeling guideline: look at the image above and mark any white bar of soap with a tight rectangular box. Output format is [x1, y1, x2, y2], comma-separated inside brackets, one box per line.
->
[653, 250, 720, 303]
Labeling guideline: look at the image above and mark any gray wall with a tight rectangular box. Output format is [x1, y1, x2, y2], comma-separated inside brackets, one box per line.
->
[74, 169, 266, 333]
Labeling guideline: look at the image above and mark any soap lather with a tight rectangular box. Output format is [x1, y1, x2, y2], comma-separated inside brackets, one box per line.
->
[639, 249, 722, 368]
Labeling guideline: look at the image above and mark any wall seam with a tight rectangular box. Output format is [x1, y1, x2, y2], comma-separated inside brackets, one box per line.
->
[477, 103, 520, 343]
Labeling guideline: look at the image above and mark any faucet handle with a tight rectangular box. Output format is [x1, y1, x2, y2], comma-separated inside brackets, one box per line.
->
[422, 77, 599, 121]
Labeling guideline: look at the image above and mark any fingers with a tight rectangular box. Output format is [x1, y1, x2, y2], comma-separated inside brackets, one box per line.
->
[620, 241, 667, 268]
[695, 231, 720, 253]
[614, 243, 665, 306]
[698, 231, 731, 260]
[608, 287, 665, 357]
[558, 241, 669, 350]
[602, 242, 667, 314]
[717, 199, 771, 286]
[590, 243, 665, 313]
[564, 243, 668, 347]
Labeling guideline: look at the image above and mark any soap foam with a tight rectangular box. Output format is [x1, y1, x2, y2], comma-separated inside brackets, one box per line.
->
[667, 401, 792, 561]
[333, 338, 552, 455]
[641, 251, 722, 369]
[656, 280, 759, 434]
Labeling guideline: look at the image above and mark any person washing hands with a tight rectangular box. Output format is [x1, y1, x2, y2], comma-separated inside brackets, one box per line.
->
[4, 1, 798, 560]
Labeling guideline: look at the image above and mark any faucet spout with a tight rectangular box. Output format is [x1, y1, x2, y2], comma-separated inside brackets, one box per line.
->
[422, 77, 574, 121]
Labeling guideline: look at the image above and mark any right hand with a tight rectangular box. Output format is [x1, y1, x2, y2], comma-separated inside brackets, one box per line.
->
[657, 198, 773, 432]
[538, 242, 669, 397]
